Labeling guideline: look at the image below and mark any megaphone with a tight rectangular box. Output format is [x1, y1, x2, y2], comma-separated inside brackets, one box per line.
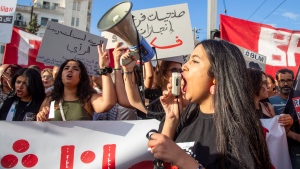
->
[97, 1, 155, 66]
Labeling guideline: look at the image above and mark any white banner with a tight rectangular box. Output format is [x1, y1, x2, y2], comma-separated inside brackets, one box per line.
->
[102, 3, 194, 61]
[0, 120, 160, 169]
[0, 0, 17, 44]
[36, 21, 108, 76]
[260, 116, 292, 169]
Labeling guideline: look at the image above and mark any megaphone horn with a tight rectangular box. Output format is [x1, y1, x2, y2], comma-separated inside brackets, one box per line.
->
[97, 1, 155, 66]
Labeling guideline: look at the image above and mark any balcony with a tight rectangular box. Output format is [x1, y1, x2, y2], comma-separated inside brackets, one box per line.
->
[34, 3, 64, 14]
[14, 20, 26, 27]
[16, 5, 32, 12]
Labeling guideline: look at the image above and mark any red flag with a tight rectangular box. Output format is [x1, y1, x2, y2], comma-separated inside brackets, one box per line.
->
[3, 27, 51, 70]
[220, 14, 300, 77]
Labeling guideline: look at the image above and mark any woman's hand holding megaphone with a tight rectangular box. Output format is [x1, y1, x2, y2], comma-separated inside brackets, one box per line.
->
[121, 50, 137, 73]
[113, 42, 128, 69]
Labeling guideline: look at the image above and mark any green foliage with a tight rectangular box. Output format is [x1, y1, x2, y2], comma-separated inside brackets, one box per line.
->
[25, 14, 41, 35]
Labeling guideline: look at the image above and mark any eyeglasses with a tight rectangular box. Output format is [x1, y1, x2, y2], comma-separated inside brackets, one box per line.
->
[166, 68, 182, 73]
[278, 79, 293, 84]
[42, 75, 53, 79]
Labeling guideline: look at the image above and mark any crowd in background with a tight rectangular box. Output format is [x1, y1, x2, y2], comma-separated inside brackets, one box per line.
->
[0, 39, 299, 169]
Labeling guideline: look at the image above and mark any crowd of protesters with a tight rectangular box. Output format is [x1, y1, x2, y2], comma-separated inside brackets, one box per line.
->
[0, 39, 299, 169]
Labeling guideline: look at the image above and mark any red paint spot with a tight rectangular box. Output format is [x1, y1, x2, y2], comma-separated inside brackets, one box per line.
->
[13, 139, 30, 153]
[273, 33, 284, 40]
[262, 127, 269, 139]
[129, 161, 154, 169]
[80, 150, 95, 164]
[1, 154, 18, 168]
[22, 154, 38, 168]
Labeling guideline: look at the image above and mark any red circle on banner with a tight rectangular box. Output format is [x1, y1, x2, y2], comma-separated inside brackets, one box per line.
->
[80, 150, 95, 164]
[22, 154, 38, 168]
[1, 154, 18, 168]
[13, 139, 30, 153]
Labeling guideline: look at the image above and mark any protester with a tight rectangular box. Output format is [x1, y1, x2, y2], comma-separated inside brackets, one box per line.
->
[122, 54, 184, 120]
[247, 68, 293, 133]
[41, 68, 54, 94]
[269, 68, 294, 115]
[145, 40, 272, 168]
[0, 68, 45, 121]
[0, 64, 22, 108]
[36, 45, 117, 121]
[93, 42, 139, 120]
[266, 74, 277, 97]
[28, 65, 41, 74]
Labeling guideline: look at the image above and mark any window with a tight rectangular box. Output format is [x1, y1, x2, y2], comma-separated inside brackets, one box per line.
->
[51, 19, 58, 22]
[77, 2, 80, 11]
[53, 3, 59, 10]
[73, 2, 76, 10]
[41, 17, 48, 26]
[76, 18, 79, 26]
[0, 45, 5, 54]
[71, 17, 74, 26]
[43, 1, 50, 9]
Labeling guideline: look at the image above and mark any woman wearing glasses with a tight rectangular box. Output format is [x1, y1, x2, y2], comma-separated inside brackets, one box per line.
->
[41, 68, 54, 94]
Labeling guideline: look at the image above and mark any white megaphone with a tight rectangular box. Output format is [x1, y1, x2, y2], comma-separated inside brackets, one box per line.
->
[97, 1, 155, 66]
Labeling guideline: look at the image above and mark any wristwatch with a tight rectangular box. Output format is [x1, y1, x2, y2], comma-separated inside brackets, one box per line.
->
[95, 67, 113, 75]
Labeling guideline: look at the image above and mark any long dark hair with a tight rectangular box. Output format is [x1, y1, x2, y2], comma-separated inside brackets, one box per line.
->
[51, 59, 96, 105]
[199, 40, 272, 168]
[247, 68, 265, 96]
[11, 68, 45, 103]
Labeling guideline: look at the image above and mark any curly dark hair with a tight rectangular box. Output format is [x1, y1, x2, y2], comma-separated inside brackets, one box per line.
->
[247, 68, 266, 96]
[51, 59, 96, 105]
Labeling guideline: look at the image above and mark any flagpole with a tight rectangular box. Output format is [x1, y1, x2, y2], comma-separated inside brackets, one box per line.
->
[207, 0, 217, 39]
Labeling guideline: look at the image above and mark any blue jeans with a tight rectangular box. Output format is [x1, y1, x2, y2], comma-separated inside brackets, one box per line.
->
[289, 145, 300, 169]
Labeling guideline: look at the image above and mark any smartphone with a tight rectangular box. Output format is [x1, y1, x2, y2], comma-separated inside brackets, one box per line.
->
[172, 72, 181, 96]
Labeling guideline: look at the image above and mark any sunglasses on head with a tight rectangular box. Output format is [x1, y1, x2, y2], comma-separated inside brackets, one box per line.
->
[166, 68, 182, 73]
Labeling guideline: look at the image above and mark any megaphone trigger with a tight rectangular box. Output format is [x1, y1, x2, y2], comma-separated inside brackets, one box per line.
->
[120, 57, 133, 66]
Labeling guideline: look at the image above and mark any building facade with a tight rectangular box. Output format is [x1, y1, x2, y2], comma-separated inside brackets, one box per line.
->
[0, 0, 92, 61]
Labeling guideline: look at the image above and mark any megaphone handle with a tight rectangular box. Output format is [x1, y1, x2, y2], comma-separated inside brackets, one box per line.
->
[120, 57, 133, 66]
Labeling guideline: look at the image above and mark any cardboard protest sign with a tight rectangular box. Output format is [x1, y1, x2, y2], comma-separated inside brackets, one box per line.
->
[237, 46, 267, 72]
[36, 21, 107, 75]
[0, 0, 17, 43]
[0, 120, 160, 169]
[101, 3, 194, 63]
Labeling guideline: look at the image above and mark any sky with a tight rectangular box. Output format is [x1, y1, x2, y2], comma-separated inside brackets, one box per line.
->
[17, 0, 300, 40]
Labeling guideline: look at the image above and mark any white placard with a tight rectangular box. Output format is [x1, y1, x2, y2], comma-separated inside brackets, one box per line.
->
[0, 120, 160, 169]
[36, 21, 108, 76]
[102, 3, 194, 60]
[0, 0, 17, 44]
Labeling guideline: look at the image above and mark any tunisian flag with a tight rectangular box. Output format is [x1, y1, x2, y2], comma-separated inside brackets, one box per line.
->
[220, 14, 300, 77]
[3, 27, 50, 69]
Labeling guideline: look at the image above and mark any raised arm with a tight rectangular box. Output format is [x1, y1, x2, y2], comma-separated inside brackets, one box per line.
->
[112, 42, 135, 109]
[122, 53, 147, 113]
[143, 61, 154, 89]
[91, 45, 117, 113]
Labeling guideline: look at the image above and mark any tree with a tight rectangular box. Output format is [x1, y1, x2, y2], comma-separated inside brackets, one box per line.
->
[25, 14, 40, 35]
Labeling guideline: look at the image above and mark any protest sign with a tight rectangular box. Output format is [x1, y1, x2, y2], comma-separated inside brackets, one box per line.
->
[101, 3, 194, 63]
[0, 0, 17, 43]
[36, 21, 108, 75]
[0, 120, 160, 169]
